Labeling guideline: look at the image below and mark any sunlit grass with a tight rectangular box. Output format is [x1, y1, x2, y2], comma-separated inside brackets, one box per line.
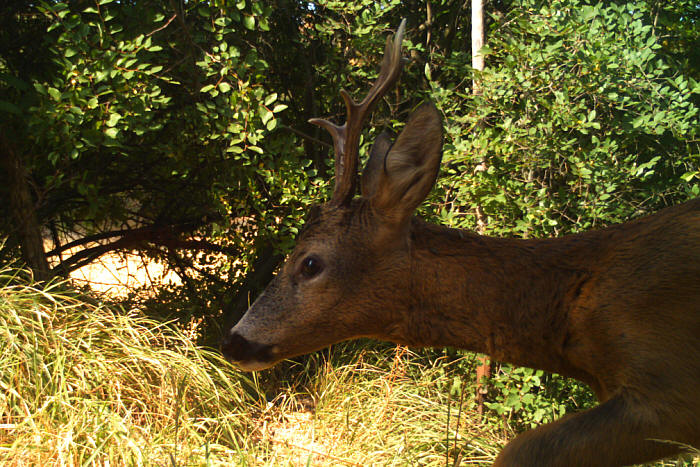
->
[0, 265, 263, 465]
[279, 346, 504, 466]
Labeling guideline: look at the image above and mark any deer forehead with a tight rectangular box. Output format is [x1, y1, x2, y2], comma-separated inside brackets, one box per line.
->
[289, 203, 392, 262]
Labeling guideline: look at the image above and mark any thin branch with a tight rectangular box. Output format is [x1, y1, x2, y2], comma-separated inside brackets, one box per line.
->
[53, 236, 138, 275]
[45, 221, 203, 257]
[155, 237, 240, 257]
[147, 13, 177, 37]
[281, 124, 333, 149]
[49, 223, 239, 275]
[46, 228, 140, 257]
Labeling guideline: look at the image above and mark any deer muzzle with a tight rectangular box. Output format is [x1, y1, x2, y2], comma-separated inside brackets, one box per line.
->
[221, 330, 277, 371]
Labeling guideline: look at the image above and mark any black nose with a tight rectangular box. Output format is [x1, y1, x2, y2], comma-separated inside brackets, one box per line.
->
[221, 331, 273, 363]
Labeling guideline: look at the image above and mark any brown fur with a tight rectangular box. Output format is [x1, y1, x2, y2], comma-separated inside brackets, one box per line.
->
[222, 24, 700, 465]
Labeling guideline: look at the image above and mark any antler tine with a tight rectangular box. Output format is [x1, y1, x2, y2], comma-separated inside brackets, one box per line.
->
[309, 19, 407, 206]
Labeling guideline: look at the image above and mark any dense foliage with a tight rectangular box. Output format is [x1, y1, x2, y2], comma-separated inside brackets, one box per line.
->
[2, 0, 698, 320]
[1, 0, 698, 439]
[434, 0, 700, 237]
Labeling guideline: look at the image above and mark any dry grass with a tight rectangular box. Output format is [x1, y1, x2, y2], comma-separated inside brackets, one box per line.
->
[240, 345, 699, 467]
[247, 346, 505, 466]
[0, 265, 260, 465]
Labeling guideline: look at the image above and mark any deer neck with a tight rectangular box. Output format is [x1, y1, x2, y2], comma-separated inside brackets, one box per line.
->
[385, 218, 600, 379]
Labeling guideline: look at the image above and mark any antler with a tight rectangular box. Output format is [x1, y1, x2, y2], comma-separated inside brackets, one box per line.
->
[309, 19, 407, 206]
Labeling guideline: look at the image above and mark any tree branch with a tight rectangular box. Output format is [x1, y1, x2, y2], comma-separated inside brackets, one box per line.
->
[49, 221, 240, 276]
[46, 220, 206, 257]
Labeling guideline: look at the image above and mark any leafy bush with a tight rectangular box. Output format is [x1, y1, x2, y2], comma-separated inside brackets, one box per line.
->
[485, 365, 595, 431]
[432, 0, 699, 236]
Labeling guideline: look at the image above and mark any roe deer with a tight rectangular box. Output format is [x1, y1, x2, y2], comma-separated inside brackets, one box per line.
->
[222, 21, 700, 466]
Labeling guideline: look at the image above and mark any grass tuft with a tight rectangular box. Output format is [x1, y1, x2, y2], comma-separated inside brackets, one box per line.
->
[0, 265, 262, 465]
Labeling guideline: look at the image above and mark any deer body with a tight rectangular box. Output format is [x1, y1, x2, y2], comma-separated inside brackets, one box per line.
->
[399, 203, 700, 399]
[222, 22, 700, 466]
[370, 200, 700, 465]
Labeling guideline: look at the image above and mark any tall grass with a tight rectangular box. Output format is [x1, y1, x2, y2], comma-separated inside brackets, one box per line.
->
[0, 266, 262, 465]
[0, 265, 696, 466]
[259, 345, 504, 465]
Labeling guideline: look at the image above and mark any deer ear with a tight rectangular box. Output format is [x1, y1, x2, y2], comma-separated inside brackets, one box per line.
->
[361, 130, 394, 199]
[370, 102, 443, 226]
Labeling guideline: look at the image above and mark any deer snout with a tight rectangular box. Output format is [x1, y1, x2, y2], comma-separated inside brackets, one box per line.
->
[221, 330, 276, 371]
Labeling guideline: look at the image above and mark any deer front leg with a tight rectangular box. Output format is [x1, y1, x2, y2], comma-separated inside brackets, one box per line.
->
[493, 392, 685, 467]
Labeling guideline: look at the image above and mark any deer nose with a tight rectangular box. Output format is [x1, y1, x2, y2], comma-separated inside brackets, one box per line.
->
[221, 331, 273, 365]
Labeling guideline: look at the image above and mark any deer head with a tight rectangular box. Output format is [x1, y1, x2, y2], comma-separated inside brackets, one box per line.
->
[221, 20, 444, 370]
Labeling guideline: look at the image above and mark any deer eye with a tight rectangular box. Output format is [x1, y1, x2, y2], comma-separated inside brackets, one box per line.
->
[300, 255, 323, 279]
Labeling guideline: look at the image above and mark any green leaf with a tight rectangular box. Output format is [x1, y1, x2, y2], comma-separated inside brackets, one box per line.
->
[48, 87, 61, 101]
[243, 15, 255, 30]
[478, 45, 493, 55]
[272, 104, 288, 113]
[264, 93, 277, 106]
[505, 393, 520, 408]
[219, 82, 231, 93]
[681, 171, 698, 182]
[106, 112, 121, 127]
[580, 5, 598, 21]
[104, 127, 119, 138]
[631, 115, 647, 128]
[214, 17, 230, 27]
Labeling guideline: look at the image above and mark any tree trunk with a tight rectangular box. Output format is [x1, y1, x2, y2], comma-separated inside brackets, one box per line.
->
[0, 132, 50, 282]
[471, 0, 485, 95]
[471, 0, 492, 418]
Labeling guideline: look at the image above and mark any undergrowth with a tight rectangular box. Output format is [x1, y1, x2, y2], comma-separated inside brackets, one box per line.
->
[0, 266, 263, 465]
